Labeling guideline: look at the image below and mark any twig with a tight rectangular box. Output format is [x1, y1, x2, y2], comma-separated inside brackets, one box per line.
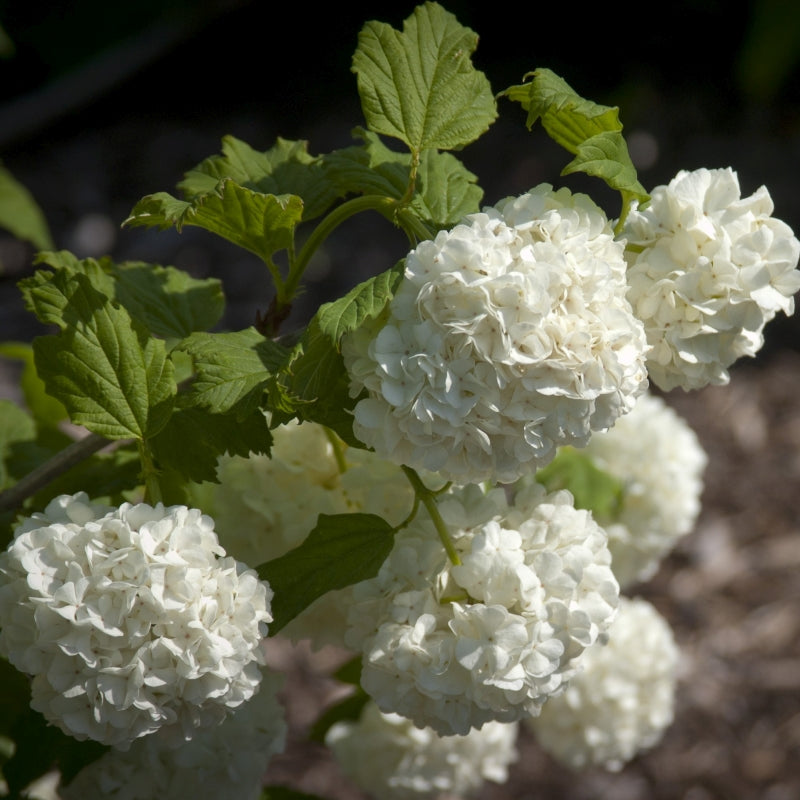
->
[0, 432, 111, 513]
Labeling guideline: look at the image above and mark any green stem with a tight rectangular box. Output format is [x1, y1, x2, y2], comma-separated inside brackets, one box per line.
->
[614, 191, 636, 236]
[286, 195, 398, 302]
[399, 149, 421, 207]
[264, 256, 287, 303]
[138, 441, 163, 506]
[624, 242, 645, 255]
[401, 465, 461, 565]
[394, 493, 421, 533]
[396, 207, 435, 245]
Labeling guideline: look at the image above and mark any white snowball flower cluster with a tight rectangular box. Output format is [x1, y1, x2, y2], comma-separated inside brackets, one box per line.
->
[342, 184, 650, 484]
[60, 668, 287, 800]
[527, 596, 679, 771]
[523, 391, 707, 588]
[326, 700, 518, 800]
[189, 419, 415, 567]
[0, 493, 272, 749]
[578, 391, 707, 587]
[344, 482, 620, 736]
[623, 166, 800, 391]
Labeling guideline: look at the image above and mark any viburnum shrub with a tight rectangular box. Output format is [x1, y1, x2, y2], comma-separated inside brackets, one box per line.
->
[0, 3, 798, 798]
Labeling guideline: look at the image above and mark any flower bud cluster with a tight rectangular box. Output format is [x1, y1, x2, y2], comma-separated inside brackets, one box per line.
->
[0, 493, 272, 749]
[345, 483, 620, 736]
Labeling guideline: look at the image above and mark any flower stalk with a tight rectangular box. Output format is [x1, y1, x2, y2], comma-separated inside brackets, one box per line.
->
[401, 465, 461, 565]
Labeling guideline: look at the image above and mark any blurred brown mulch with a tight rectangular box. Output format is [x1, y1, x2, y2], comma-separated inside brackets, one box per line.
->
[261, 350, 800, 800]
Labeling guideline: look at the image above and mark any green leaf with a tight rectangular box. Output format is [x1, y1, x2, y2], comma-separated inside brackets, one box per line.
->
[326, 128, 482, 226]
[500, 68, 649, 209]
[150, 405, 273, 484]
[333, 655, 363, 686]
[280, 319, 362, 447]
[316, 260, 405, 344]
[178, 328, 289, 418]
[123, 180, 304, 267]
[259, 512, 394, 633]
[0, 342, 68, 429]
[27, 270, 176, 440]
[352, 1, 497, 152]
[24, 251, 223, 341]
[277, 266, 402, 444]
[20, 255, 114, 327]
[415, 146, 483, 225]
[309, 690, 369, 743]
[0, 400, 36, 489]
[325, 129, 411, 201]
[107, 261, 224, 340]
[0, 162, 54, 251]
[535, 446, 624, 521]
[179, 136, 342, 221]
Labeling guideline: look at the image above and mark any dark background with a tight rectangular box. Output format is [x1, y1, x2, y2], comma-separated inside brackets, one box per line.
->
[1, 3, 800, 799]
[2, 0, 800, 348]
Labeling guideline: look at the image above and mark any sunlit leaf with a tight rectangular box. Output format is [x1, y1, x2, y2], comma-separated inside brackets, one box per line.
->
[178, 328, 288, 418]
[124, 180, 304, 266]
[24, 270, 176, 440]
[352, 1, 497, 152]
[500, 68, 649, 209]
[179, 135, 341, 221]
[326, 128, 482, 226]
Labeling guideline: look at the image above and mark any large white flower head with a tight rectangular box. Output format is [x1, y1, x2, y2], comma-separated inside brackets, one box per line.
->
[325, 700, 518, 800]
[0, 493, 272, 749]
[59, 667, 287, 800]
[526, 596, 680, 771]
[344, 482, 620, 736]
[342, 184, 650, 484]
[623, 166, 800, 391]
[189, 419, 415, 567]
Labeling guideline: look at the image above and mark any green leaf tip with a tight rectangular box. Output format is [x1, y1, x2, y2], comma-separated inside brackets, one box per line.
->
[500, 68, 649, 212]
[316, 261, 405, 346]
[352, 1, 497, 153]
[0, 162, 54, 251]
